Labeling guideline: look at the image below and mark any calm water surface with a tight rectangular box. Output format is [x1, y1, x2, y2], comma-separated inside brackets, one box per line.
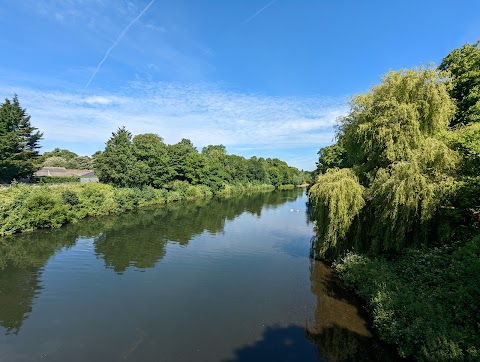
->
[0, 189, 398, 361]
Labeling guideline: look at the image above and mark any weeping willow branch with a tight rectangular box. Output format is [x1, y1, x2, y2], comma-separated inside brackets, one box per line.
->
[308, 168, 365, 258]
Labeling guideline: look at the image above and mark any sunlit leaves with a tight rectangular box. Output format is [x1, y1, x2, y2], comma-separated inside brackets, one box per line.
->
[309, 168, 364, 256]
[339, 67, 454, 171]
[309, 66, 462, 256]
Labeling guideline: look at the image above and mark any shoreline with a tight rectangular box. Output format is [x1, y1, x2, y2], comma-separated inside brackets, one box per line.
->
[0, 182, 299, 237]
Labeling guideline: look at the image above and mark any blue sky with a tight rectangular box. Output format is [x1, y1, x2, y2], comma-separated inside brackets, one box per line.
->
[1, 0, 479, 170]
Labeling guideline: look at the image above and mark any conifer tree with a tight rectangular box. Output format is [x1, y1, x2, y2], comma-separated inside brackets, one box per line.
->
[0, 95, 43, 182]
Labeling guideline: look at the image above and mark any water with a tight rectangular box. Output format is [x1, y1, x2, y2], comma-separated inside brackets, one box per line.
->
[0, 189, 398, 361]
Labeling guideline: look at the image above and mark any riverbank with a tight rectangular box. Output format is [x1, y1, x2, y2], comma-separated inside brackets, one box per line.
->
[332, 235, 480, 361]
[0, 181, 288, 236]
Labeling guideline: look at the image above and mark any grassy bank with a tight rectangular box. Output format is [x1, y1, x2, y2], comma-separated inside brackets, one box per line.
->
[0, 181, 277, 236]
[333, 236, 480, 361]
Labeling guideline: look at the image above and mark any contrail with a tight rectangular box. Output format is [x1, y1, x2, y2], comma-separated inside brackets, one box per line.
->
[243, 0, 276, 24]
[85, 0, 156, 88]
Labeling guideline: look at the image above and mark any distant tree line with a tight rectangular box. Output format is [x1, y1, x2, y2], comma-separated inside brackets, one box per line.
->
[93, 128, 310, 190]
[0, 96, 310, 188]
[39, 148, 93, 170]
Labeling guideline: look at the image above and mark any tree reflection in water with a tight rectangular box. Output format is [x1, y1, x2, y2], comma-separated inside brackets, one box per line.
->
[0, 189, 304, 334]
[306, 260, 403, 361]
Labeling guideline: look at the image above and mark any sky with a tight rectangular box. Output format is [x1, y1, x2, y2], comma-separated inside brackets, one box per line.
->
[0, 0, 479, 170]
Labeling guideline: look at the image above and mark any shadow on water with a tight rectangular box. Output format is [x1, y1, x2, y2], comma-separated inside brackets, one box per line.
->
[0, 189, 303, 335]
[224, 259, 405, 362]
[223, 324, 318, 362]
[307, 260, 405, 362]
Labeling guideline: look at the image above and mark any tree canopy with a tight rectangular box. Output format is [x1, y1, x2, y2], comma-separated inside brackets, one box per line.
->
[94, 128, 309, 190]
[439, 40, 480, 126]
[309, 64, 470, 257]
[0, 95, 43, 182]
[40, 148, 93, 169]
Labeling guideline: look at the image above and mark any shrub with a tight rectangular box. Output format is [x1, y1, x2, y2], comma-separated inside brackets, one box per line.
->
[37, 176, 80, 184]
[335, 238, 480, 360]
[61, 189, 79, 206]
[0, 181, 275, 235]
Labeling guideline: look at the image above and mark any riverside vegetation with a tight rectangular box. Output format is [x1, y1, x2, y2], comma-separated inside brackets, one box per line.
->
[0, 98, 310, 235]
[309, 41, 480, 360]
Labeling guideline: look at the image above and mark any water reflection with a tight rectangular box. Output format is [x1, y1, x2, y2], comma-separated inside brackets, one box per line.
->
[0, 231, 76, 335]
[224, 324, 318, 362]
[307, 260, 401, 361]
[0, 189, 304, 335]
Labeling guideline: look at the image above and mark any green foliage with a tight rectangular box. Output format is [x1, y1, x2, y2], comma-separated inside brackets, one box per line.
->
[37, 176, 80, 184]
[132, 133, 175, 187]
[307, 43, 480, 361]
[309, 67, 461, 256]
[369, 158, 457, 252]
[217, 183, 275, 196]
[41, 155, 93, 170]
[39, 148, 93, 170]
[94, 128, 304, 191]
[94, 127, 148, 187]
[445, 123, 480, 176]
[0, 95, 43, 182]
[308, 168, 365, 257]
[315, 143, 349, 175]
[439, 40, 480, 126]
[339, 66, 454, 172]
[41, 148, 78, 161]
[61, 189, 79, 206]
[0, 180, 285, 235]
[335, 236, 480, 361]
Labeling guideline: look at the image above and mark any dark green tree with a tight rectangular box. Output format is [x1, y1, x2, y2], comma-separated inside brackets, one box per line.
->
[315, 143, 348, 175]
[439, 40, 480, 126]
[94, 127, 148, 187]
[132, 133, 175, 187]
[0, 95, 43, 182]
[168, 138, 198, 182]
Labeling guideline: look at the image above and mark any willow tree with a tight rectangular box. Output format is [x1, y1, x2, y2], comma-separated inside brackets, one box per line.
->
[309, 66, 458, 257]
[338, 67, 453, 174]
[308, 168, 365, 258]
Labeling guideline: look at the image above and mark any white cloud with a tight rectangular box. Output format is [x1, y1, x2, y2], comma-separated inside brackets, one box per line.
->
[0, 82, 347, 169]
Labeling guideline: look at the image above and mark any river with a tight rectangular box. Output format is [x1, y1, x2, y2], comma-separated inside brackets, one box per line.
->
[0, 189, 399, 361]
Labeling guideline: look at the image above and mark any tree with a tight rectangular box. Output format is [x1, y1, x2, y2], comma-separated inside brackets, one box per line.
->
[132, 133, 175, 187]
[339, 67, 454, 174]
[168, 138, 198, 182]
[439, 40, 480, 126]
[0, 95, 43, 182]
[315, 143, 348, 175]
[309, 67, 458, 257]
[40, 148, 78, 161]
[94, 127, 147, 187]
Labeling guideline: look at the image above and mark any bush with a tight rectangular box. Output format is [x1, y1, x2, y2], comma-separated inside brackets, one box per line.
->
[61, 189, 79, 206]
[37, 176, 80, 184]
[0, 181, 275, 235]
[335, 238, 480, 360]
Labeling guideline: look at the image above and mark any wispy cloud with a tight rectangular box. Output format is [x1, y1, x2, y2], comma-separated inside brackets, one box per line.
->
[0, 82, 346, 169]
[85, 0, 157, 88]
[243, 0, 277, 24]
